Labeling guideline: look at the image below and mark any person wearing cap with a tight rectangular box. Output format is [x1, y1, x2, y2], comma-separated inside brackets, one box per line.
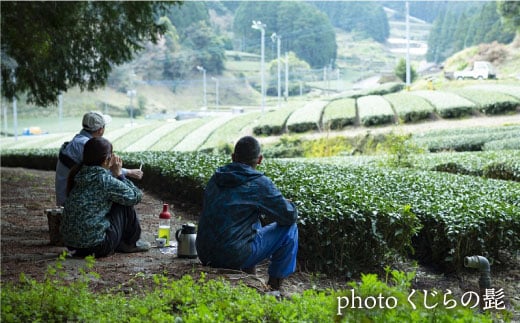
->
[196, 136, 298, 291]
[55, 111, 143, 206]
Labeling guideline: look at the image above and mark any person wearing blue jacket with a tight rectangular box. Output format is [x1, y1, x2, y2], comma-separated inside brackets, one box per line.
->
[196, 136, 298, 291]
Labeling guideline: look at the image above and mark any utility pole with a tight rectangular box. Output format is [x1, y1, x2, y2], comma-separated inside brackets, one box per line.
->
[212, 77, 219, 112]
[284, 52, 289, 101]
[271, 33, 281, 107]
[252, 20, 266, 113]
[405, 1, 411, 90]
[196, 66, 207, 108]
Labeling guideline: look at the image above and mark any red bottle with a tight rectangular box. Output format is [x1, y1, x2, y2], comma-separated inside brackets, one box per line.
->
[158, 204, 172, 245]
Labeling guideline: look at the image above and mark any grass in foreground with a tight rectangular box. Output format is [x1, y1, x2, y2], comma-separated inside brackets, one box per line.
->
[1, 253, 502, 322]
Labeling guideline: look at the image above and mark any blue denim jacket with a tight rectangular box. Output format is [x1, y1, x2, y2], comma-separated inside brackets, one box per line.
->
[196, 162, 297, 268]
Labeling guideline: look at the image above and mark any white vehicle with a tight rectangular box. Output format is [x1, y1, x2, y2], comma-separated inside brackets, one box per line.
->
[454, 61, 496, 80]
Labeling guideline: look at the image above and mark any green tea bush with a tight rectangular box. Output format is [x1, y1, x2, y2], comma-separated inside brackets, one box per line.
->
[286, 101, 327, 133]
[468, 84, 520, 100]
[2, 149, 519, 276]
[357, 95, 396, 126]
[350, 82, 405, 98]
[410, 91, 476, 118]
[322, 98, 357, 130]
[111, 123, 162, 150]
[483, 138, 520, 151]
[450, 88, 519, 115]
[149, 118, 209, 151]
[383, 92, 434, 123]
[1, 254, 496, 322]
[173, 115, 237, 152]
[412, 125, 520, 152]
[253, 105, 301, 136]
[199, 112, 261, 151]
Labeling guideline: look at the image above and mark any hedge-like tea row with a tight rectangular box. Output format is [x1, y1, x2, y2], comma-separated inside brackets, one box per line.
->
[410, 91, 476, 118]
[412, 125, 520, 152]
[3, 149, 518, 277]
[350, 82, 405, 98]
[449, 88, 519, 115]
[124, 121, 188, 152]
[252, 105, 302, 136]
[286, 101, 327, 133]
[322, 98, 357, 130]
[383, 92, 434, 123]
[357, 95, 395, 126]
[173, 114, 237, 152]
[484, 137, 520, 151]
[412, 150, 520, 181]
[266, 160, 519, 274]
[302, 149, 520, 182]
[110, 123, 161, 151]
[149, 118, 209, 151]
[468, 84, 520, 100]
[199, 112, 261, 151]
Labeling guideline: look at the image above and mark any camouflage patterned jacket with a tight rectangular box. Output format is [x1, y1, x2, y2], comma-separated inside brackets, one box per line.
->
[60, 165, 142, 248]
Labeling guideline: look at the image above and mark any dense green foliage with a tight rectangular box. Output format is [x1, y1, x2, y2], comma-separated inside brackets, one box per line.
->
[409, 91, 476, 118]
[498, 1, 520, 32]
[426, 1, 516, 63]
[383, 92, 434, 123]
[322, 98, 357, 130]
[448, 88, 519, 115]
[412, 125, 520, 153]
[1, 254, 495, 322]
[394, 58, 418, 84]
[3, 147, 519, 277]
[253, 105, 302, 136]
[1, 1, 177, 106]
[313, 2, 390, 43]
[233, 1, 337, 68]
[357, 95, 395, 126]
[286, 101, 327, 133]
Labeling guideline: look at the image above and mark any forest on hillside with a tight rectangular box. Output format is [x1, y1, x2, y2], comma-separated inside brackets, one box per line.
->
[2, 1, 519, 108]
[113, 1, 519, 91]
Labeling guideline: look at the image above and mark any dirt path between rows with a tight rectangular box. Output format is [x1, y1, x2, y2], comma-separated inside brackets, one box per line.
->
[1, 167, 519, 319]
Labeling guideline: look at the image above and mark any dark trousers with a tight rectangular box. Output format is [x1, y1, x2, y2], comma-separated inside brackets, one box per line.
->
[69, 203, 141, 258]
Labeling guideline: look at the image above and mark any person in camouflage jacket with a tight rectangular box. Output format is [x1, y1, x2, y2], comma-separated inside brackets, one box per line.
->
[60, 137, 148, 257]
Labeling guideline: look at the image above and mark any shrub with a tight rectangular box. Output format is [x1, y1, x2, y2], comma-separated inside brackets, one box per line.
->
[1, 256, 495, 322]
[450, 88, 519, 115]
[410, 91, 476, 118]
[253, 105, 301, 136]
[383, 92, 434, 123]
[357, 95, 395, 126]
[286, 101, 327, 133]
[3, 149, 519, 277]
[322, 98, 357, 130]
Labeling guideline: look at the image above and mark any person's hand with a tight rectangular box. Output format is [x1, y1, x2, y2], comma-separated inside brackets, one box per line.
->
[126, 169, 144, 180]
[109, 154, 123, 177]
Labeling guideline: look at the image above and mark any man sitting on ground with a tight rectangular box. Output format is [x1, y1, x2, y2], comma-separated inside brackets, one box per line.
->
[55, 111, 143, 206]
[196, 136, 299, 291]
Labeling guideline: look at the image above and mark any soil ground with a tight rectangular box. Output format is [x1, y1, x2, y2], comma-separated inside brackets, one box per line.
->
[1, 167, 519, 319]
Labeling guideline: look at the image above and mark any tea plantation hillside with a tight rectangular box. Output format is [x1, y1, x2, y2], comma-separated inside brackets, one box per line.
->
[2, 83, 519, 153]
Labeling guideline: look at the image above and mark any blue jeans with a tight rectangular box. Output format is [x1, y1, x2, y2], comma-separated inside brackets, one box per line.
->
[241, 222, 298, 279]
